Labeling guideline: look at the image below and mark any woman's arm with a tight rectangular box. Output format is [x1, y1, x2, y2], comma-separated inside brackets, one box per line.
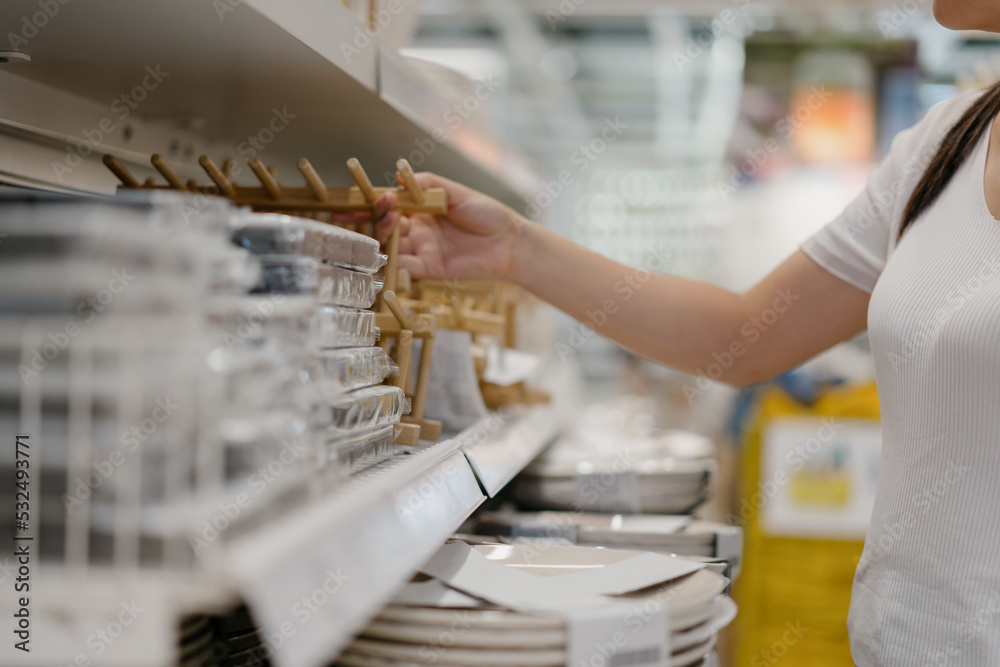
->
[368, 172, 871, 387]
[513, 224, 869, 385]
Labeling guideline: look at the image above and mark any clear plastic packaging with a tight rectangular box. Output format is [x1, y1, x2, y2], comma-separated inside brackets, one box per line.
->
[327, 425, 397, 474]
[253, 257, 383, 308]
[306, 347, 398, 393]
[206, 295, 315, 354]
[312, 306, 380, 348]
[230, 212, 387, 273]
[323, 385, 409, 435]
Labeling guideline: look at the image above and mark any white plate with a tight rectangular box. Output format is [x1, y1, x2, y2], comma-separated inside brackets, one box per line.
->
[614, 570, 729, 615]
[361, 619, 566, 649]
[671, 597, 737, 651]
[377, 606, 562, 631]
[670, 635, 716, 667]
[668, 597, 720, 632]
[337, 650, 515, 667]
[348, 637, 564, 666]
[380, 571, 727, 635]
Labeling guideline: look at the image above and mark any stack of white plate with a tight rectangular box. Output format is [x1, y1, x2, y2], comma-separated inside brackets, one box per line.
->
[475, 511, 742, 579]
[335, 544, 736, 667]
[514, 430, 717, 514]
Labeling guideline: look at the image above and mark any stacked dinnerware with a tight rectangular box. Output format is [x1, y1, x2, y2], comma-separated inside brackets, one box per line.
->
[475, 511, 742, 580]
[227, 212, 405, 475]
[335, 543, 736, 667]
[513, 402, 717, 514]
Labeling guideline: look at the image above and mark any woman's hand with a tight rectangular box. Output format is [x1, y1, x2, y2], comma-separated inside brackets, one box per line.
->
[370, 172, 528, 281]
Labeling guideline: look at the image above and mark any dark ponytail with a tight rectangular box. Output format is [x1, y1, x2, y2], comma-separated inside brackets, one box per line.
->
[900, 81, 1000, 236]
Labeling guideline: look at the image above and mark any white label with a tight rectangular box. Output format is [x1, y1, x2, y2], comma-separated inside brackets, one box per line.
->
[567, 602, 669, 667]
[577, 470, 642, 513]
[760, 417, 881, 538]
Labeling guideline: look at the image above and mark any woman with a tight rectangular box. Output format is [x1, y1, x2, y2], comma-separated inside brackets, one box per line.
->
[363, 2, 1000, 663]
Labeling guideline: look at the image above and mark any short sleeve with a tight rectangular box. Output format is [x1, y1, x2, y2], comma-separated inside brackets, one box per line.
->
[801, 91, 980, 293]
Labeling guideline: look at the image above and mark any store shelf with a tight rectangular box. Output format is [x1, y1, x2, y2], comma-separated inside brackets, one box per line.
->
[459, 405, 563, 497]
[215, 400, 550, 667]
[0, 0, 532, 207]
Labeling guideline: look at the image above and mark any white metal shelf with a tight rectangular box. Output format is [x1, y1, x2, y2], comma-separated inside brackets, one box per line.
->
[0, 0, 532, 207]
[221, 404, 561, 667]
[458, 406, 562, 498]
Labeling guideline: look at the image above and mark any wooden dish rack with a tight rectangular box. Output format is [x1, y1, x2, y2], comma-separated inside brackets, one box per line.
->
[103, 152, 548, 447]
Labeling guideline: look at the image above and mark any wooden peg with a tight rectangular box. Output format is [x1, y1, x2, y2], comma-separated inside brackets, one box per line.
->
[410, 313, 435, 422]
[384, 225, 400, 294]
[393, 328, 413, 393]
[249, 156, 282, 199]
[397, 268, 412, 295]
[382, 290, 412, 330]
[346, 157, 377, 202]
[298, 158, 329, 201]
[199, 155, 237, 198]
[394, 422, 421, 446]
[103, 155, 140, 188]
[143, 177, 156, 187]
[267, 165, 277, 178]
[396, 159, 424, 204]
[151, 154, 187, 190]
[222, 160, 236, 178]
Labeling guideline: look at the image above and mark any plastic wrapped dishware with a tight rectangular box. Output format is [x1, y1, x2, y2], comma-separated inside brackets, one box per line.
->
[230, 213, 387, 273]
[253, 257, 383, 308]
[322, 385, 409, 435]
[327, 425, 397, 474]
[306, 347, 399, 393]
[312, 306, 380, 348]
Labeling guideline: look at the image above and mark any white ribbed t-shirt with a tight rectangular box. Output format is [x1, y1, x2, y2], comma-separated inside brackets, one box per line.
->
[802, 90, 1000, 666]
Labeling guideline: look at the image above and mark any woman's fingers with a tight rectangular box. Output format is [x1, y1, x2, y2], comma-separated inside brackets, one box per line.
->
[413, 171, 475, 207]
[374, 210, 399, 245]
[372, 190, 396, 221]
[331, 211, 371, 224]
[397, 253, 429, 279]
